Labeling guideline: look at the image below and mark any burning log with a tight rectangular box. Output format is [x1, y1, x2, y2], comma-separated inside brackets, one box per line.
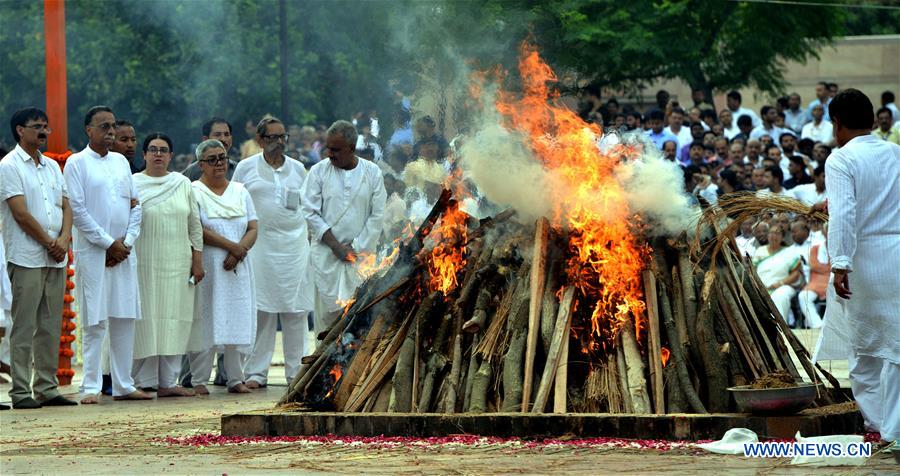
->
[532, 286, 574, 413]
[642, 270, 665, 414]
[522, 217, 550, 411]
[620, 316, 652, 414]
[501, 262, 532, 412]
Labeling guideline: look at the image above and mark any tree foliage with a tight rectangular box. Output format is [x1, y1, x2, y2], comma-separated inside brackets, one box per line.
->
[0, 0, 856, 151]
[523, 0, 846, 97]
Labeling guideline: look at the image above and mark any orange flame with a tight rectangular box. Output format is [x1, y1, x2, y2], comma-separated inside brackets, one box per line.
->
[661, 347, 671, 368]
[424, 200, 468, 295]
[324, 363, 344, 400]
[495, 43, 649, 356]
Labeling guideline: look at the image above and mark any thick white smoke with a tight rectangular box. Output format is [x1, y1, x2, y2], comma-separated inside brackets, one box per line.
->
[457, 99, 693, 235]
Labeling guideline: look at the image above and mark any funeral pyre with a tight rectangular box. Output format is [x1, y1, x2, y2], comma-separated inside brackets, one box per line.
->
[280, 46, 841, 414]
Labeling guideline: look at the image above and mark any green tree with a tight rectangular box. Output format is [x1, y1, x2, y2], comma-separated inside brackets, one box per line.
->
[522, 0, 847, 99]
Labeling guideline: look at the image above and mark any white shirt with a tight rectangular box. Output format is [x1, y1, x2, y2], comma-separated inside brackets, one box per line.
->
[302, 158, 387, 311]
[730, 107, 761, 128]
[723, 124, 741, 140]
[735, 235, 756, 259]
[233, 153, 314, 313]
[0, 145, 68, 268]
[801, 120, 834, 144]
[790, 239, 813, 282]
[825, 134, 900, 362]
[65, 146, 142, 325]
[886, 102, 900, 123]
[749, 124, 785, 143]
[790, 183, 826, 206]
[783, 108, 810, 133]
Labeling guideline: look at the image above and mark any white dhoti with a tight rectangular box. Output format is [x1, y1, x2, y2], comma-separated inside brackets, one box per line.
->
[244, 311, 308, 385]
[132, 355, 182, 389]
[80, 318, 137, 397]
[187, 346, 245, 389]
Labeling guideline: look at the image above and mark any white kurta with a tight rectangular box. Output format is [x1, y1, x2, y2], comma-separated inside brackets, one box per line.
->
[301, 158, 386, 312]
[825, 134, 900, 364]
[187, 181, 257, 351]
[232, 154, 313, 313]
[0, 238, 11, 328]
[64, 147, 141, 327]
[132, 173, 203, 359]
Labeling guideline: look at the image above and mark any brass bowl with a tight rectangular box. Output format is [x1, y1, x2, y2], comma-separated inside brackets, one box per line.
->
[727, 383, 821, 415]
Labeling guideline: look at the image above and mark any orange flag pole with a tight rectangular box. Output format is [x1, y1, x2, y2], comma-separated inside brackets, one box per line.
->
[44, 0, 76, 386]
[44, 0, 68, 154]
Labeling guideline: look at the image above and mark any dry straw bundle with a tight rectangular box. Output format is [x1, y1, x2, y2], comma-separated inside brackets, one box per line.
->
[694, 192, 829, 261]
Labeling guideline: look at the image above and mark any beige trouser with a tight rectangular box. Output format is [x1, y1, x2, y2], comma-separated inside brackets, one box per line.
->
[7, 264, 65, 404]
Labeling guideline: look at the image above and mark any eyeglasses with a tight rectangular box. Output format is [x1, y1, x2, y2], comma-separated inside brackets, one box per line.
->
[23, 124, 51, 133]
[326, 146, 347, 153]
[90, 122, 116, 131]
[261, 133, 289, 142]
[146, 147, 170, 155]
[200, 154, 228, 165]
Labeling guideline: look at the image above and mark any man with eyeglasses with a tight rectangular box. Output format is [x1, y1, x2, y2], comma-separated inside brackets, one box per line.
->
[182, 118, 239, 181]
[111, 120, 143, 174]
[64, 106, 150, 404]
[0, 108, 77, 409]
[235, 117, 313, 389]
[302, 120, 386, 335]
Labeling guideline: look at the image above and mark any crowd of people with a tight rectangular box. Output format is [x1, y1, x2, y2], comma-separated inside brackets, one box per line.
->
[588, 85, 898, 331]
[0, 106, 393, 409]
[0, 84, 897, 416]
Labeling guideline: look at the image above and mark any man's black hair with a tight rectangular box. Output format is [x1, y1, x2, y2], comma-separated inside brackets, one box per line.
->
[84, 105, 113, 127]
[647, 109, 665, 122]
[828, 88, 875, 130]
[726, 90, 742, 103]
[10, 107, 48, 142]
[202, 117, 232, 137]
[671, 107, 685, 116]
[737, 115, 753, 127]
[788, 155, 805, 167]
[760, 105, 773, 117]
[779, 131, 796, 144]
[765, 165, 784, 183]
[882, 91, 895, 104]
[876, 107, 892, 118]
[699, 109, 717, 122]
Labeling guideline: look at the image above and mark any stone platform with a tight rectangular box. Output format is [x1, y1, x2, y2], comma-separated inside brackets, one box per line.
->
[222, 405, 862, 441]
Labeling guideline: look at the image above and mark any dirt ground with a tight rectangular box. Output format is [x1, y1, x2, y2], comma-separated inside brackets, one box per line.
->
[0, 331, 894, 475]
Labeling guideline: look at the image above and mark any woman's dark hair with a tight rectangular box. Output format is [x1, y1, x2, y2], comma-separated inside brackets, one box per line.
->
[828, 88, 875, 130]
[142, 132, 174, 153]
[10, 107, 48, 142]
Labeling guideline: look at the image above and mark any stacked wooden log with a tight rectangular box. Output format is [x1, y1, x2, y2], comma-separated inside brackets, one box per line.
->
[281, 191, 842, 414]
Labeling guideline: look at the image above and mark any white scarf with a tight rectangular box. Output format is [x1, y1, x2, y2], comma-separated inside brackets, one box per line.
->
[133, 172, 186, 211]
[193, 181, 247, 219]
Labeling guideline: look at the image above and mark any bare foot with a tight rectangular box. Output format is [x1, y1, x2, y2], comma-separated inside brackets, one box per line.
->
[80, 394, 100, 404]
[245, 380, 262, 389]
[113, 390, 154, 401]
[228, 383, 252, 394]
[193, 385, 210, 395]
[157, 387, 195, 398]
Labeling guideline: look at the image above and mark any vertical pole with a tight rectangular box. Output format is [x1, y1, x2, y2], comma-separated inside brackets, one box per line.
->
[44, 0, 68, 154]
[279, 0, 289, 124]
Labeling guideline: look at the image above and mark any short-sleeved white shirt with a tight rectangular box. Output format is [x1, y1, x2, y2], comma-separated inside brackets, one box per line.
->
[0, 145, 69, 268]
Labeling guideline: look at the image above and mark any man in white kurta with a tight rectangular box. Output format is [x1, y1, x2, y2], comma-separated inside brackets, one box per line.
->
[302, 120, 386, 335]
[235, 118, 314, 387]
[64, 106, 148, 402]
[825, 89, 900, 442]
